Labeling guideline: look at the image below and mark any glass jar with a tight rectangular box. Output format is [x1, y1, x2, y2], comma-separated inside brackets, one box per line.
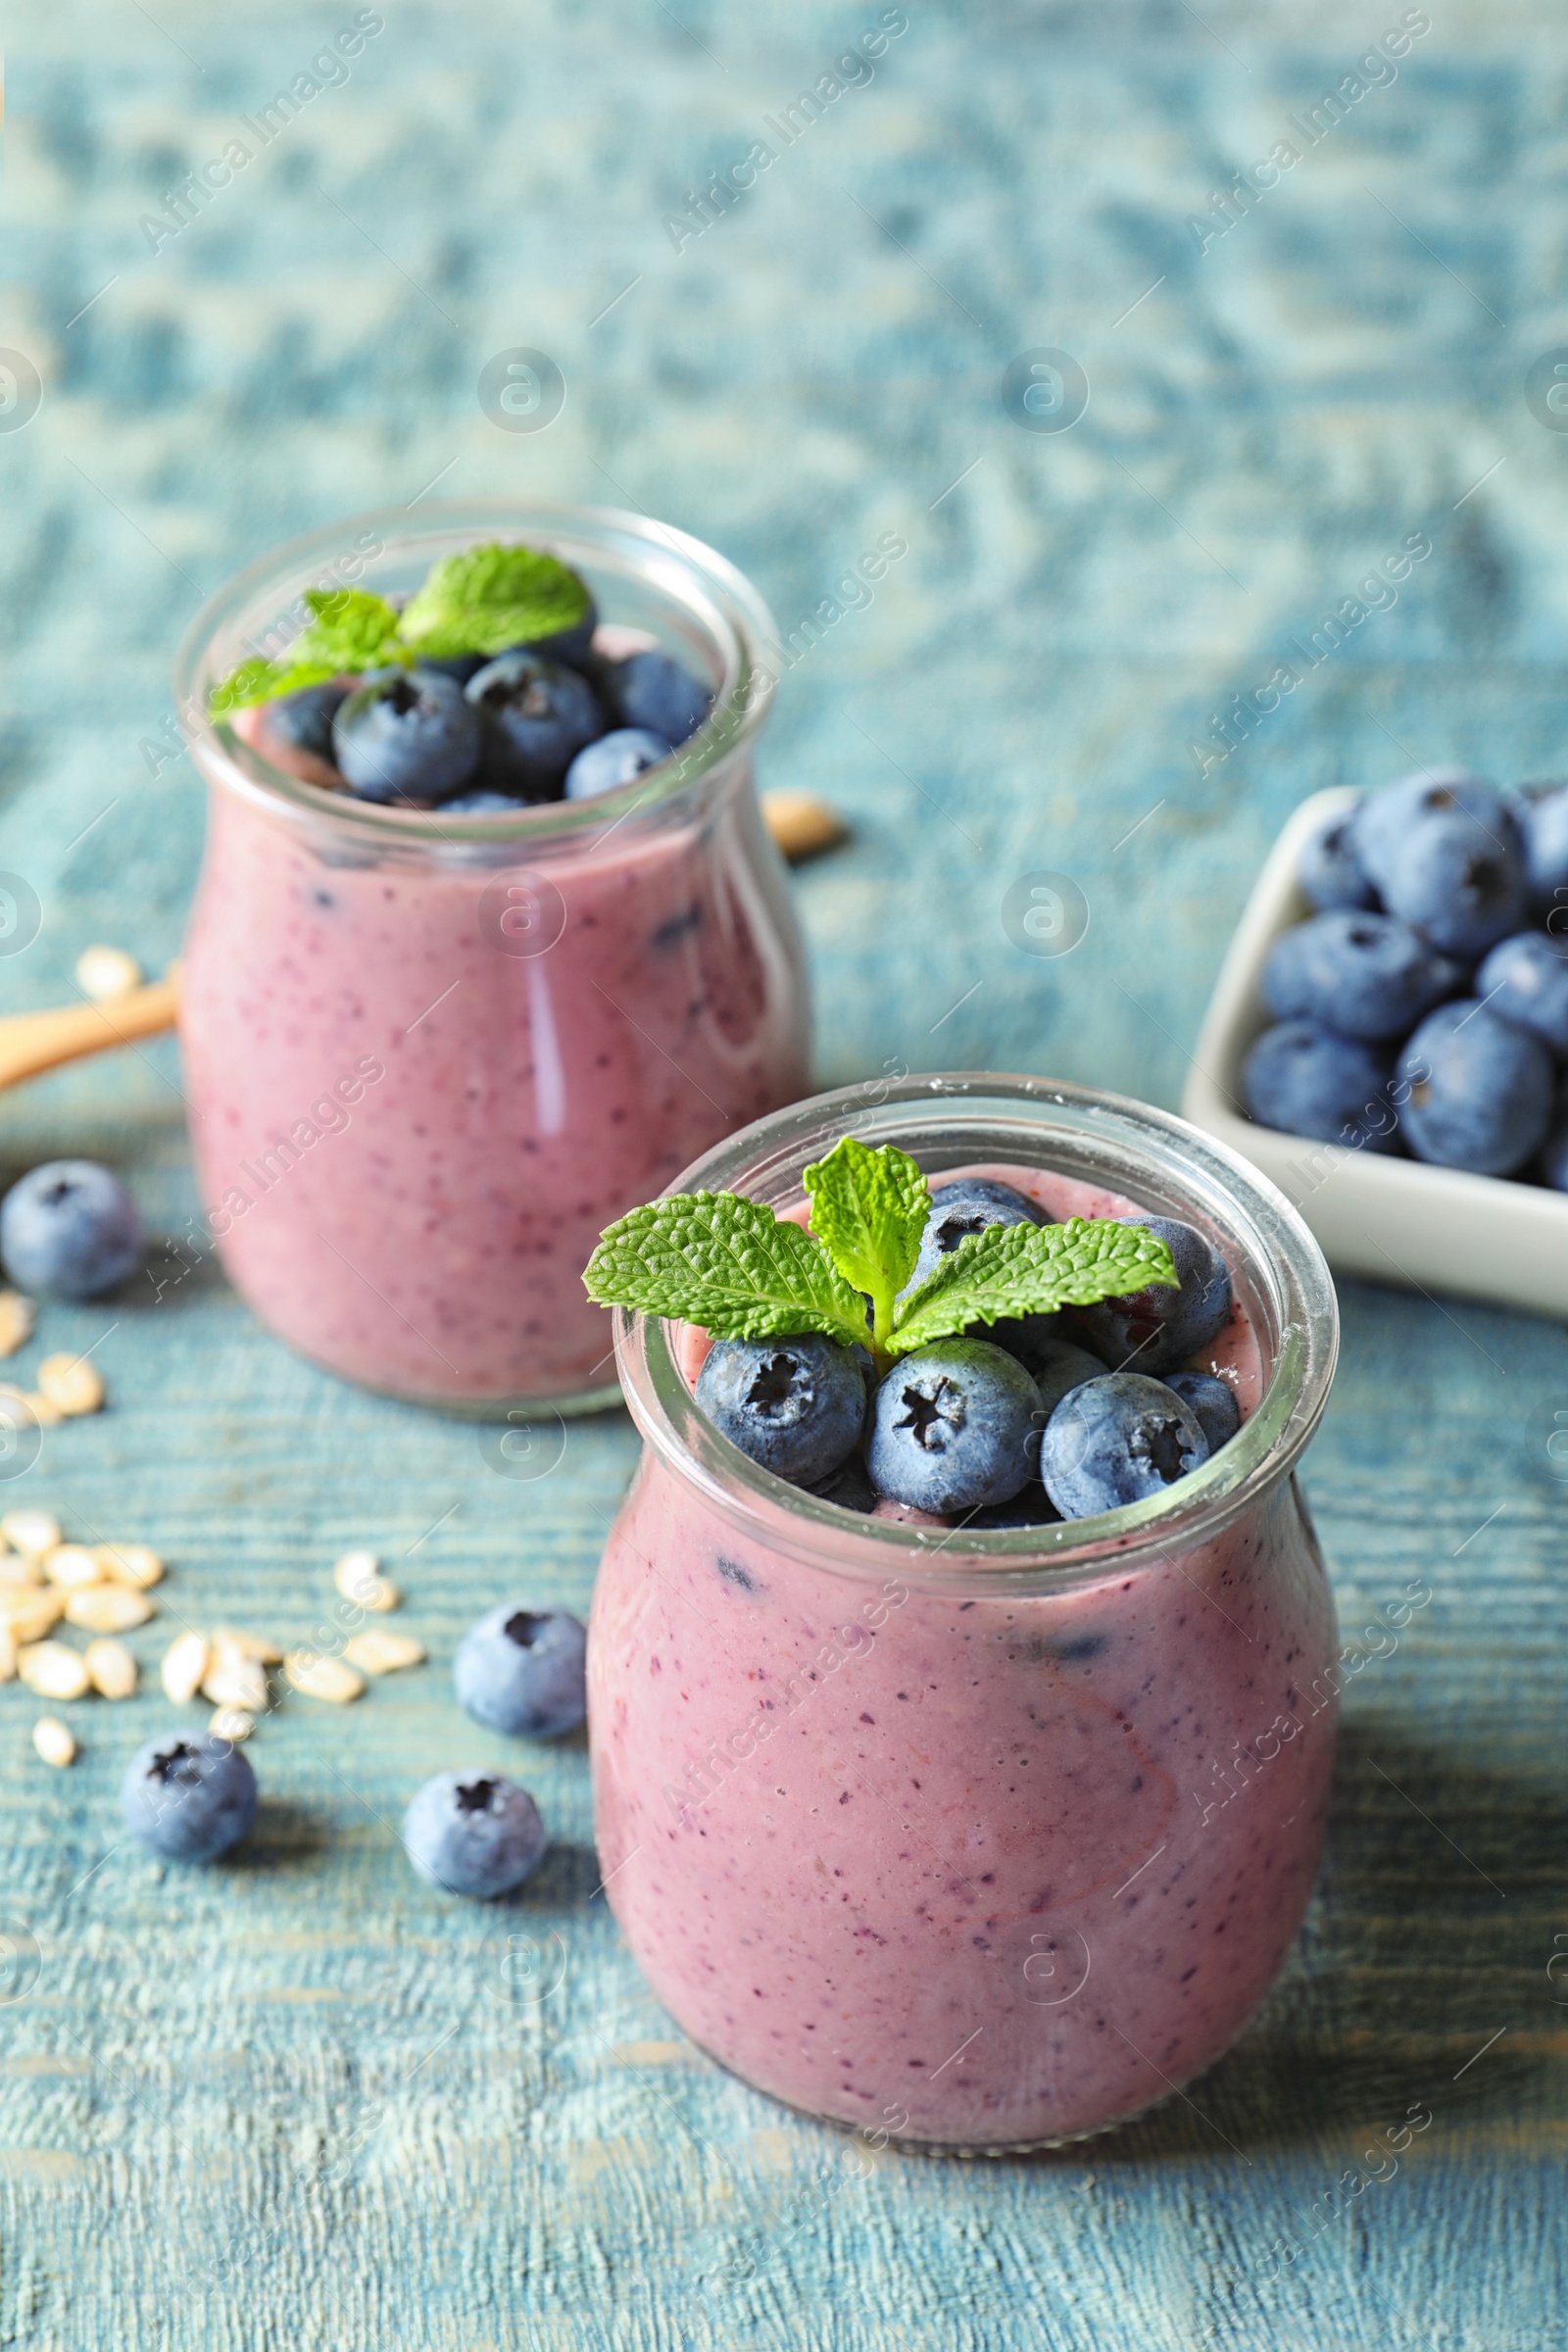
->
[589, 1074, 1341, 2152]
[174, 501, 808, 1416]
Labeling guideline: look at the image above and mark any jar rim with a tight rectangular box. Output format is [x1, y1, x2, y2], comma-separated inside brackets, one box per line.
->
[612, 1072, 1341, 1597]
[172, 498, 780, 847]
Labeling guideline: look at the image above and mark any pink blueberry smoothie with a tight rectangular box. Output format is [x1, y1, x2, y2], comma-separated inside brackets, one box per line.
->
[589, 1162, 1339, 2147]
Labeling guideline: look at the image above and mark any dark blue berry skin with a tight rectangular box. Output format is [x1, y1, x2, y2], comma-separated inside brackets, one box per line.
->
[1162, 1371, 1242, 1454]
[1262, 910, 1462, 1042]
[403, 1771, 547, 1898]
[466, 654, 605, 799]
[564, 727, 672, 801]
[332, 668, 483, 805]
[808, 1453, 878, 1515]
[419, 605, 599, 686]
[1, 1160, 142, 1299]
[1475, 931, 1568, 1054]
[1242, 1021, 1401, 1152]
[1353, 771, 1526, 957]
[1070, 1217, 1232, 1376]
[439, 789, 528, 814]
[1012, 1333, 1109, 1416]
[961, 1481, 1061, 1529]
[604, 650, 710, 746]
[1396, 1003, 1554, 1175]
[1541, 1102, 1568, 1192]
[696, 1334, 866, 1487]
[1298, 807, 1377, 911]
[906, 1177, 1048, 1296]
[121, 1734, 258, 1864]
[268, 681, 350, 760]
[454, 1606, 587, 1740]
[1039, 1373, 1209, 1521]
[866, 1339, 1041, 1514]
[1507, 782, 1568, 910]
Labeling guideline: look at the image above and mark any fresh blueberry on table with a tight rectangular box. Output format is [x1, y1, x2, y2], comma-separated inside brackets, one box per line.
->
[331, 668, 483, 805]
[1261, 910, 1462, 1041]
[454, 1605, 587, 1740]
[1070, 1216, 1232, 1374]
[1242, 1021, 1400, 1152]
[1507, 781, 1568, 909]
[1040, 1372, 1209, 1520]
[564, 726, 673, 801]
[866, 1338, 1040, 1514]
[1474, 931, 1568, 1054]
[1396, 1002, 1554, 1175]
[1354, 772, 1527, 956]
[695, 1334, 866, 1487]
[906, 1176, 1048, 1294]
[121, 1733, 258, 1864]
[1298, 805, 1377, 911]
[602, 649, 710, 747]
[1162, 1370, 1242, 1454]
[466, 653, 605, 798]
[403, 1771, 547, 1899]
[1, 1159, 142, 1299]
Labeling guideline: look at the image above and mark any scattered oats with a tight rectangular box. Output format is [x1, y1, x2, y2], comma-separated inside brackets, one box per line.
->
[1, 1510, 60, 1557]
[19, 1641, 91, 1701]
[161, 1630, 210, 1704]
[84, 1638, 138, 1699]
[212, 1626, 283, 1665]
[33, 1716, 76, 1768]
[333, 1550, 400, 1611]
[75, 944, 143, 1004]
[0, 1589, 66, 1644]
[36, 1354, 105, 1417]
[44, 1544, 105, 1592]
[96, 1543, 164, 1591]
[0, 1624, 14, 1683]
[202, 1653, 268, 1715]
[209, 1704, 255, 1742]
[0, 1549, 43, 1588]
[66, 1584, 153, 1634]
[285, 1648, 365, 1704]
[0, 1292, 34, 1358]
[22, 1392, 64, 1428]
[344, 1629, 426, 1677]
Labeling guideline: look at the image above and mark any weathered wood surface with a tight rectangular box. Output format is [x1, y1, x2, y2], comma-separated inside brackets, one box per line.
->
[2, 3, 1564, 2344]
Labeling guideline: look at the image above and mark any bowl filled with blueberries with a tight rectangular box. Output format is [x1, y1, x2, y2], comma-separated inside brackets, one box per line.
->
[1184, 769, 1568, 1316]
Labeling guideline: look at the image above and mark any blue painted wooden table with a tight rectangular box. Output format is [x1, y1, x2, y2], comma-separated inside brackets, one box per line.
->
[2, 3, 1564, 2344]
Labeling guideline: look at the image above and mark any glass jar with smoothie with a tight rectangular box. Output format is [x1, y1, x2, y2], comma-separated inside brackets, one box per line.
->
[588, 1073, 1341, 2151]
[174, 502, 808, 1415]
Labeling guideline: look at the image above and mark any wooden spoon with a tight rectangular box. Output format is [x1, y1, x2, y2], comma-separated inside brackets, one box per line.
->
[0, 972, 180, 1094]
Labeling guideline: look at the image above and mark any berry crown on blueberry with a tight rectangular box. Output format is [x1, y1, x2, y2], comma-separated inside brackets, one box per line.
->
[582, 1134, 1179, 1377]
[209, 542, 591, 714]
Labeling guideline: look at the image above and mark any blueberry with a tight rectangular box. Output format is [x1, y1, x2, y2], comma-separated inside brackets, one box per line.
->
[1070, 1217, 1232, 1375]
[1241, 1021, 1400, 1152]
[808, 1453, 878, 1515]
[1162, 1371, 1242, 1453]
[564, 727, 673, 801]
[1, 1160, 142, 1299]
[332, 668, 483, 805]
[454, 1605, 587, 1740]
[1040, 1373, 1209, 1521]
[906, 1177, 1048, 1295]
[1015, 1333, 1109, 1415]
[866, 1339, 1040, 1514]
[1298, 805, 1377, 911]
[696, 1334, 866, 1487]
[1474, 931, 1568, 1054]
[438, 789, 528, 814]
[402, 1771, 547, 1899]
[121, 1733, 258, 1864]
[1396, 1003, 1554, 1175]
[1353, 770, 1526, 956]
[466, 653, 605, 799]
[266, 680, 350, 761]
[603, 650, 710, 747]
[960, 1481, 1061, 1530]
[1507, 782, 1568, 910]
[420, 602, 598, 686]
[1541, 1098, 1568, 1192]
[1262, 910, 1462, 1042]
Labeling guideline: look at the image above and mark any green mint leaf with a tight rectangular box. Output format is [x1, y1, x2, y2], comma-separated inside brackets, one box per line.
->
[583, 1191, 869, 1348]
[890, 1218, 1179, 1356]
[209, 589, 405, 714]
[399, 541, 592, 661]
[803, 1136, 928, 1354]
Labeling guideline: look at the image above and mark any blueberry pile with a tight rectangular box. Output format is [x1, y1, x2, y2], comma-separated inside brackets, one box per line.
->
[1243, 771, 1568, 1180]
[694, 1178, 1241, 1526]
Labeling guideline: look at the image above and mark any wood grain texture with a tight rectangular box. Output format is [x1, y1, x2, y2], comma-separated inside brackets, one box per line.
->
[2, 2, 1565, 2345]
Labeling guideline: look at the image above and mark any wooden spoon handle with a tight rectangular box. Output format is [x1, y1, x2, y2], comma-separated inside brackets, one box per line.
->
[0, 972, 181, 1093]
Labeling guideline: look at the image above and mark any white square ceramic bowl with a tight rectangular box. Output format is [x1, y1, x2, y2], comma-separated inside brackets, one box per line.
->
[1181, 786, 1568, 1320]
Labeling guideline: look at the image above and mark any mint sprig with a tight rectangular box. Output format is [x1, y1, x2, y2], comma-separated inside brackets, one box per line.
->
[582, 1138, 1180, 1373]
[209, 543, 591, 714]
